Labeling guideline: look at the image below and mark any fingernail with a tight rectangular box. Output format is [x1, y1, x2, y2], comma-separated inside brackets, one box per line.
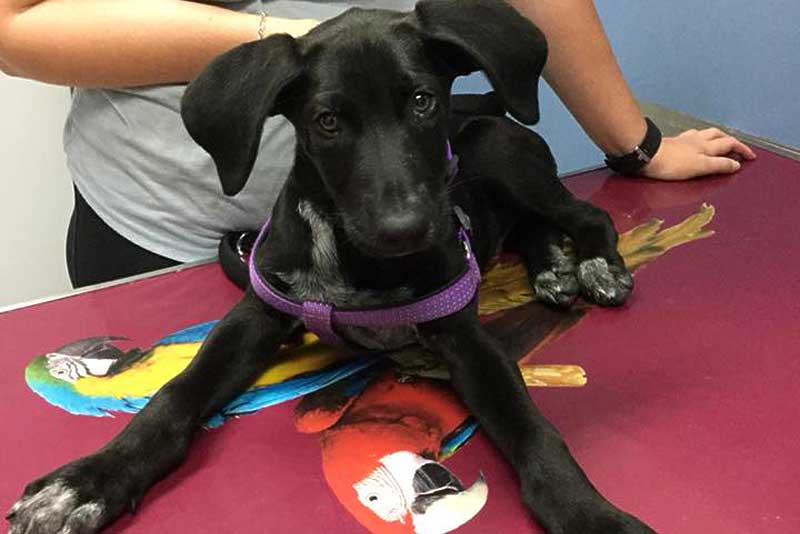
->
[732, 161, 741, 170]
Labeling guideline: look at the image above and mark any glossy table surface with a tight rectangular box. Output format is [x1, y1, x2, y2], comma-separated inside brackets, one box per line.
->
[1, 147, 798, 533]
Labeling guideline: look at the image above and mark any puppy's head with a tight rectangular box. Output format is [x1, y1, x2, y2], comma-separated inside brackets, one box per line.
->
[182, 0, 547, 258]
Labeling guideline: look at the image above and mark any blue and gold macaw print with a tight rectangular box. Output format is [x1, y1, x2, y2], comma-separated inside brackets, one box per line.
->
[25, 322, 379, 427]
[24, 205, 715, 430]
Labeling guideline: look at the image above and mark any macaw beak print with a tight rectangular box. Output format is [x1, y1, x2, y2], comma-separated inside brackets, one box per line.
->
[301, 371, 486, 534]
[44, 336, 128, 383]
[353, 451, 488, 534]
[412, 472, 488, 534]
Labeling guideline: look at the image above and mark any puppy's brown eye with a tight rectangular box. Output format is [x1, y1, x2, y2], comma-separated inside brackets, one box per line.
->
[316, 112, 338, 133]
[412, 91, 435, 114]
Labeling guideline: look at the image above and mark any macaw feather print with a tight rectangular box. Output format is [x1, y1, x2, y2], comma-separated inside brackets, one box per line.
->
[24, 204, 715, 429]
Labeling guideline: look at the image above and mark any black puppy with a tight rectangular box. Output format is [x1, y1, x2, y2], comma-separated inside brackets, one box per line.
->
[8, 1, 651, 533]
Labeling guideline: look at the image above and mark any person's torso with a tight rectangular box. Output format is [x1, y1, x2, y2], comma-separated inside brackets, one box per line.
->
[65, 1, 417, 262]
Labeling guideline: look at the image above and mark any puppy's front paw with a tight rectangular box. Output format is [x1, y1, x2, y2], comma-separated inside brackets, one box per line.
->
[534, 244, 579, 307]
[7, 453, 132, 534]
[534, 270, 579, 307]
[577, 257, 633, 306]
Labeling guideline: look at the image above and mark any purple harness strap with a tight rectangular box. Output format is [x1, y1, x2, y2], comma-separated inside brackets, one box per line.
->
[248, 219, 480, 345]
[249, 139, 478, 345]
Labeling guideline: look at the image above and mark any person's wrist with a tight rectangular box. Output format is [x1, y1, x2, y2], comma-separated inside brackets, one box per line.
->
[639, 140, 668, 177]
[604, 117, 648, 158]
[289, 18, 319, 37]
[604, 118, 662, 176]
[257, 12, 269, 39]
[280, 18, 319, 38]
[253, 15, 318, 40]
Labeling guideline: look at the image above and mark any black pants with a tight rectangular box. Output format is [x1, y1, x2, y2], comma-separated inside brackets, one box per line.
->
[66, 187, 180, 288]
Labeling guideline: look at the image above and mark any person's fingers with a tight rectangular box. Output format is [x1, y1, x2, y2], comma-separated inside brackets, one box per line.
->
[679, 127, 758, 160]
[700, 156, 742, 176]
[705, 136, 757, 160]
[699, 127, 728, 140]
[705, 137, 742, 156]
[732, 138, 758, 160]
[639, 132, 754, 181]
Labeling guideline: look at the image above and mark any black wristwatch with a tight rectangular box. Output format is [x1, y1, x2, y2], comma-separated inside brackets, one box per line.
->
[604, 118, 662, 175]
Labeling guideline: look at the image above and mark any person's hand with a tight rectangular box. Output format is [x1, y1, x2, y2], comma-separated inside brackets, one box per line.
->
[640, 128, 757, 181]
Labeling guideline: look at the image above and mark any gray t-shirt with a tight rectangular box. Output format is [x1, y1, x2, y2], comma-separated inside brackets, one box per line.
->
[65, 1, 417, 262]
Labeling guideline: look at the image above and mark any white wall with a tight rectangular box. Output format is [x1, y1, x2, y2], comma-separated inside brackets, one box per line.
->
[0, 74, 73, 308]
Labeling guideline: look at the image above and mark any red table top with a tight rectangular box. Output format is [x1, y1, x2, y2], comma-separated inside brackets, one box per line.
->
[1, 147, 798, 533]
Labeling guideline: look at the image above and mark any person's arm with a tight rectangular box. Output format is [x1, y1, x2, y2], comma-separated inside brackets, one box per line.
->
[0, 0, 317, 87]
[509, 0, 756, 181]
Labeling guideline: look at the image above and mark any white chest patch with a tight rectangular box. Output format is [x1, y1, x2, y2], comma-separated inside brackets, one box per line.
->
[275, 200, 345, 302]
[275, 201, 417, 350]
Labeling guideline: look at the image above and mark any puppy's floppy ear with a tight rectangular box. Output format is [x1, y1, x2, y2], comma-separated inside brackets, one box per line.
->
[413, 0, 547, 125]
[181, 35, 303, 196]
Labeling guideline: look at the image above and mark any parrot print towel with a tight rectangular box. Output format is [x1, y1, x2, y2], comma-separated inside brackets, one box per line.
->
[23, 205, 715, 533]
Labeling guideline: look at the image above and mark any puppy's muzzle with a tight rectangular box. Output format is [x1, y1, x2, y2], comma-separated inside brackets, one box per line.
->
[374, 211, 433, 256]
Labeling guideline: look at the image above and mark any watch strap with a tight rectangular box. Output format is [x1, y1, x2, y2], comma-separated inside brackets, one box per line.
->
[604, 117, 662, 175]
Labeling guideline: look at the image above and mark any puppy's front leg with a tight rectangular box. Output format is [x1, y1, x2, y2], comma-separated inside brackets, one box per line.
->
[418, 304, 654, 534]
[7, 290, 295, 534]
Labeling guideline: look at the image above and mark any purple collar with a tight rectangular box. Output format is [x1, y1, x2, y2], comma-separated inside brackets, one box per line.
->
[248, 217, 480, 346]
[248, 141, 476, 346]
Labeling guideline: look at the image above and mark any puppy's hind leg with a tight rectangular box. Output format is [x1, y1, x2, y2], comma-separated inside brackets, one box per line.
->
[7, 291, 296, 534]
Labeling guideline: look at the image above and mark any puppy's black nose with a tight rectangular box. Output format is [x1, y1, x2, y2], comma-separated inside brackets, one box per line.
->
[376, 212, 431, 253]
